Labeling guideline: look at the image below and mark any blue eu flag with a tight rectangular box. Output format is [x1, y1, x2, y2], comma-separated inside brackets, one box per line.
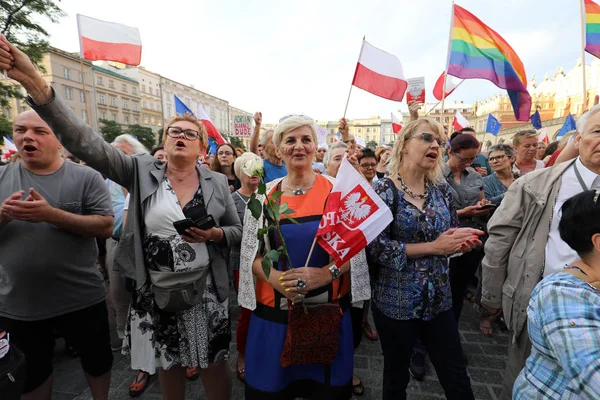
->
[485, 114, 502, 136]
[530, 110, 542, 129]
[556, 114, 577, 140]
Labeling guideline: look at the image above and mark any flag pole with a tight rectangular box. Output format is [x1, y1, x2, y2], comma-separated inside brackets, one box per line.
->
[581, 0, 588, 113]
[441, 1, 455, 132]
[79, 58, 91, 125]
[303, 237, 318, 268]
[425, 79, 465, 117]
[343, 36, 366, 118]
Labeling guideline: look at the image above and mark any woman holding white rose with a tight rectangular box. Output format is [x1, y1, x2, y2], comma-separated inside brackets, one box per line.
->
[238, 115, 370, 400]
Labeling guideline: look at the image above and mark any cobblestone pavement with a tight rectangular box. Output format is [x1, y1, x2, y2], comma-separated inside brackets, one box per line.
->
[52, 301, 509, 400]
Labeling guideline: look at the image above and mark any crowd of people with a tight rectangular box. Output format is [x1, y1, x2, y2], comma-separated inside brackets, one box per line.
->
[2, 33, 600, 400]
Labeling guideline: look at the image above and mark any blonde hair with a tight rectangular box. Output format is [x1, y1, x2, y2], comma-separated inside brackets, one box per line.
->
[388, 118, 446, 185]
[273, 115, 317, 147]
[558, 130, 576, 150]
[234, 152, 263, 180]
[512, 130, 537, 147]
[162, 112, 208, 148]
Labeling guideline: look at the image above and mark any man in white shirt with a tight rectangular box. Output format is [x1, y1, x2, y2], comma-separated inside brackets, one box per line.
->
[481, 104, 600, 400]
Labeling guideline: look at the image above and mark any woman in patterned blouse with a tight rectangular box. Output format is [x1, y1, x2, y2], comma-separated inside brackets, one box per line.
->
[367, 118, 483, 400]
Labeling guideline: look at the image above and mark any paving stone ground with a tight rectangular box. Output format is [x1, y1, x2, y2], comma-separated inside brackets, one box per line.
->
[52, 301, 509, 400]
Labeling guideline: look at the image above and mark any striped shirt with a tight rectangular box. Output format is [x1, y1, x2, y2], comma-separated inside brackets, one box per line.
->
[513, 270, 600, 399]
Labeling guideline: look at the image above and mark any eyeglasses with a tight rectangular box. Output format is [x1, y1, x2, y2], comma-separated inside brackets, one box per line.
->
[413, 132, 443, 146]
[453, 153, 476, 164]
[167, 126, 201, 141]
[360, 163, 377, 169]
[217, 151, 234, 156]
[488, 154, 507, 163]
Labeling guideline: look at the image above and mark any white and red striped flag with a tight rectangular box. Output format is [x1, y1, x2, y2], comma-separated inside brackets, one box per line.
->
[77, 15, 142, 66]
[433, 72, 461, 101]
[2, 136, 17, 161]
[538, 128, 549, 144]
[315, 158, 393, 266]
[391, 113, 403, 134]
[352, 40, 407, 101]
[197, 104, 227, 145]
[452, 110, 470, 131]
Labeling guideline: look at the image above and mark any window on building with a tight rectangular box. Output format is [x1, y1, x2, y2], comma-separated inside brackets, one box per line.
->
[77, 72, 82, 83]
[111, 113, 117, 121]
[64, 68, 71, 80]
[156, 88, 160, 97]
[98, 94, 105, 104]
[97, 76, 103, 85]
[141, 85, 146, 93]
[133, 102, 139, 111]
[157, 104, 161, 111]
[82, 110, 87, 121]
[109, 80, 114, 89]
[367, 128, 370, 133]
[80, 90, 85, 103]
[125, 115, 130, 124]
[142, 101, 147, 109]
[144, 116, 149, 125]
[64, 87, 73, 100]
[110, 96, 116, 106]
[123, 100, 129, 109]
[132, 87, 137, 95]
[150, 117, 155, 125]
[100, 111, 106, 120]
[122, 84, 127, 92]
[148, 87, 153, 95]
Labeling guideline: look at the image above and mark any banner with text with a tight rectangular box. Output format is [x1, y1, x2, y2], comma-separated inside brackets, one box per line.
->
[233, 115, 253, 136]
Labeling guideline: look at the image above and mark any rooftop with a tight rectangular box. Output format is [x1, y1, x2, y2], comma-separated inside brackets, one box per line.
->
[92, 65, 138, 84]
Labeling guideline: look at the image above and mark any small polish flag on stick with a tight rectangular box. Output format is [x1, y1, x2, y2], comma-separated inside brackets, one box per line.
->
[77, 14, 142, 66]
[452, 110, 470, 131]
[391, 113, 403, 134]
[2, 136, 17, 160]
[433, 72, 462, 101]
[538, 128, 549, 144]
[351, 40, 407, 101]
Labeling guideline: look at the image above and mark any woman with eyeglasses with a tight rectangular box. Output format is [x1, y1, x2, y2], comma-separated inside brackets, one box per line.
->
[512, 130, 545, 176]
[483, 144, 517, 206]
[211, 143, 241, 193]
[368, 118, 482, 399]
[0, 38, 243, 400]
[443, 134, 492, 325]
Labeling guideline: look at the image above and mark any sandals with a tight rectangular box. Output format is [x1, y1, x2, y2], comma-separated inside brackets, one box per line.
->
[186, 367, 200, 381]
[237, 368, 245, 383]
[129, 371, 150, 398]
[464, 290, 476, 303]
[353, 377, 365, 396]
[362, 322, 378, 341]
[479, 309, 502, 337]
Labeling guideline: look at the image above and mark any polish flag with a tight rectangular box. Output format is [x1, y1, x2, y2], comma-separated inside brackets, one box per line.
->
[352, 40, 407, 101]
[538, 128, 549, 144]
[316, 158, 393, 266]
[391, 113, 402, 134]
[433, 72, 461, 101]
[2, 136, 17, 160]
[77, 15, 142, 66]
[452, 110, 470, 131]
[197, 104, 227, 145]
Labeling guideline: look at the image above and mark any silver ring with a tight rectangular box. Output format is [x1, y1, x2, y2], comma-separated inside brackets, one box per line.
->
[293, 293, 304, 303]
[297, 278, 307, 290]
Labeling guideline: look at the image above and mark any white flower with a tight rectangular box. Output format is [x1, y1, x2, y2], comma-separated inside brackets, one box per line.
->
[239, 153, 264, 178]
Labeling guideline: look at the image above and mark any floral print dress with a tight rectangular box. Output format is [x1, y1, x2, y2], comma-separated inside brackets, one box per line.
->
[122, 176, 230, 373]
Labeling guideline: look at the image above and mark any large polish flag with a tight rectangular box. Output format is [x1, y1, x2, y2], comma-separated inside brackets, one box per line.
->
[391, 113, 403, 134]
[77, 15, 142, 66]
[452, 110, 470, 131]
[352, 40, 407, 101]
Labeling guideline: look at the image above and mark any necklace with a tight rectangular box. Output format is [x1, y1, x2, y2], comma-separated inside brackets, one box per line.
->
[397, 174, 428, 200]
[284, 178, 315, 196]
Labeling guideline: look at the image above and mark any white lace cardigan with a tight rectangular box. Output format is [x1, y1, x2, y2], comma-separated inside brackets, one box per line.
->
[238, 177, 371, 310]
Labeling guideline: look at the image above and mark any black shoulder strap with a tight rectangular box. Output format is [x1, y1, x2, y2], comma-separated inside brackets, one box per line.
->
[387, 178, 399, 238]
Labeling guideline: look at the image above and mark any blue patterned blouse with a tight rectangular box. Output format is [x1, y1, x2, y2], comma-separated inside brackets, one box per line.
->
[367, 177, 459, 321]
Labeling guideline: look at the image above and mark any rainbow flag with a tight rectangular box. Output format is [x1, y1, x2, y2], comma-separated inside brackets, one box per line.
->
[447, 5, 531, 121]
[585, 0, 600, 59]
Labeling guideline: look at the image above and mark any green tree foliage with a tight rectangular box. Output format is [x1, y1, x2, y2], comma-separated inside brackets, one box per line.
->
[126, 124, 156, 150]
[366, 140, 378, 149]
[0, 114, 12, 138]
[0, 0, 65, 107]
[99, 119, 123, 144]
[227, 135, 246, 151]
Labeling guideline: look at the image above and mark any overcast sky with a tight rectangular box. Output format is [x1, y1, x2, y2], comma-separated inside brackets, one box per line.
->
[42, 0, 584, 123]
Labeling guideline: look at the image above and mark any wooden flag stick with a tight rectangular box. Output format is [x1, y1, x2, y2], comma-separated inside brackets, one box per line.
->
[79, 58, 91, 125]
[581, 0, 588, 112]
[343, 36, 366, 118]
[303, 237, 319, 268]
[424, 79, 465, 117]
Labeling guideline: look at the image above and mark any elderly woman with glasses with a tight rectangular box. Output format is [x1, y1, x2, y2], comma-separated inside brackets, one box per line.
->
[211, 143, 241, 193]
[1, 38, 243, 400]
[513, 130, 545, 176]
[238, 115, 369, 400]
[483, 144, 517, 206]
[369, 118, 482, 399]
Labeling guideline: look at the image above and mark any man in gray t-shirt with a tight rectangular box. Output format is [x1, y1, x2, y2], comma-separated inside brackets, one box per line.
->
[0, 110, 114, 398]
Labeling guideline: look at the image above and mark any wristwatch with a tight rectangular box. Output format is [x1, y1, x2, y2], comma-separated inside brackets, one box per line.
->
[328, 264, 341, 281]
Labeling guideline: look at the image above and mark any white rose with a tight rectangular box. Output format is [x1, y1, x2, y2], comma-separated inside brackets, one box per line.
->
[241, 155, 264, 178]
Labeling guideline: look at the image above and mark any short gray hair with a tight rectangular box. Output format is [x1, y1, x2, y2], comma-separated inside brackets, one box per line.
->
[324, 142, 348, 167]
[259, 129, 274, 146]
[487, 143, 515, 158]
[113, 134, 148, 154]
[576, 104, 600, 134]
[273, 115, 317, 147]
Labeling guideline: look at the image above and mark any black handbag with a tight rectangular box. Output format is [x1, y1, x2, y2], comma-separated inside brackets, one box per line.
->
[0, 333, 26, 400]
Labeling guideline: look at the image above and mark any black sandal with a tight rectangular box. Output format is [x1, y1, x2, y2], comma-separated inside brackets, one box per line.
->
[353, 378, 365, 396]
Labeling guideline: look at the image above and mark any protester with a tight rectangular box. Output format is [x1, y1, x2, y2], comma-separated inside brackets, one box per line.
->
[211, 142, 241, 192]
[235, 147, 244, 157]
[368, 118, 482, 399]
[513, 189, 600, 399]
[459, 127, 492, 176]
[512, 130, 545, 176]
[443, 134, 492, 322]
[313, 143, 327, 173]
[375, 146, 391, 179]
[259, 127, 287, 183]
[237, 115, 369, 399]
[483, 144, 516, 206]
[481, 105, 600, 400]
[230, 152, 262, 385]
[249, 111, 264, 158]
[324, 141, 348, 176]
[151, 145, 168, 162]
[550, 130, 578, 166]
[535, 141, 547, 160]
[540, 141, 558, 165]
[0, 110, 114, 400]
[358, 148, 378, 186]
[1, 36, 244, 400]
